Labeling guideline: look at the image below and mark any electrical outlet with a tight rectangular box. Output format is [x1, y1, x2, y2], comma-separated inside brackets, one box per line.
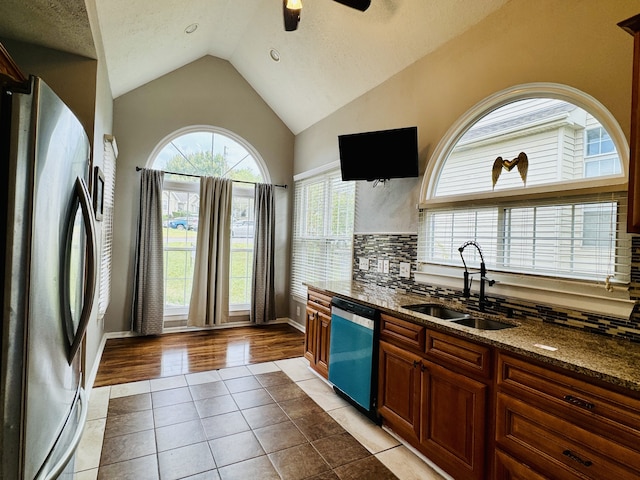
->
[377, 259, 384, 273]
[359, 257, 369, 271]
[296, 306, 300, 317]
[399, 262, 411, 278]
[383, 260, 389, 274]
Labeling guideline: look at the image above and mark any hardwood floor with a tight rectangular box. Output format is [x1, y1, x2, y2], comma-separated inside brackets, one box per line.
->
[93, 324, 305, 387]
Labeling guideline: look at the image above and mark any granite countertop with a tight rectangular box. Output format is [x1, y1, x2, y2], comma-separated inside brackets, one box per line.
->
[307, 281, 640, 393]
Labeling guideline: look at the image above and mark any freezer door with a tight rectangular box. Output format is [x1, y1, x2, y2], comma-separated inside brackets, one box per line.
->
[20, 78, 92, 479]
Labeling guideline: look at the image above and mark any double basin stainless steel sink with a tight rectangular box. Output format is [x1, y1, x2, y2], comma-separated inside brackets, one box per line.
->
[401, 303, 515, 330]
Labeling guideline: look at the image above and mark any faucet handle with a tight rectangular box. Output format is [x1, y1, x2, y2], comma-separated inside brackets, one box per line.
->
[463, 271, 471, 297]
[483, 277, 496, 287]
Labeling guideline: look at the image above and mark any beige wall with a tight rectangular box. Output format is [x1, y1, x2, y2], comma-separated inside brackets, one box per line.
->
[84, 46, 114, 388]
[294, 0, 636, 229]
[289, 0, 638, 322]
[107, 55, 294, 333]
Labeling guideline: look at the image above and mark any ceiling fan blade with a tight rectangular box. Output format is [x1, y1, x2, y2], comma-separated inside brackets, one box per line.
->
[283, 0, 301, 31]
[333, 0, 371, 11]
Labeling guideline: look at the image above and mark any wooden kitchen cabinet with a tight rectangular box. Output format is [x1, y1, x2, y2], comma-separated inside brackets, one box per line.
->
[305, 288, 332, 378]
[378, 340, 422, 441]
[370, 303, 640, 480]
[304, 305, 318, 364]
[378, 314, 490, 480]
[0, 43, 27, 87]
[494, 448, 548, 480]
[495, 352, 640, 479]
[420, 360, 487, 480]
[619, 13, 640, 232]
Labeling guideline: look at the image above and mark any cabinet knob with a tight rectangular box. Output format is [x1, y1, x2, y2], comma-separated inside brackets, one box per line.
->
[562, 449, 593, 467]
[563, 395, 595, 410]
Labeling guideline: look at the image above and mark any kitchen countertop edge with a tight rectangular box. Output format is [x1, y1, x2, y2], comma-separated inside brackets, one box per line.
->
[306, 281, 640, 394]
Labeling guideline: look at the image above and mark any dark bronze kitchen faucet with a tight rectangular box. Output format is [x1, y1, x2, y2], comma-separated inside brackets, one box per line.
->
[458, 241, 495, 312]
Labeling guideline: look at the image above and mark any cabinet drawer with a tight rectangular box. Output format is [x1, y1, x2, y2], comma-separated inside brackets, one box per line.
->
[494, 448, 548, 480]
[426, 330, 491, 378]
[307, 289, 332, 313]
[496, 392, 640, 479]
[497, 353, 640, 450]
[380, 313, 425, 351]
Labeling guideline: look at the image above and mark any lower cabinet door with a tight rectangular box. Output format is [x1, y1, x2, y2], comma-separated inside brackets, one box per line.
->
[420, 361, 488, 480]
[378, 340, 421, 442]
[304, 306, 317, 365]
[315, 311, 331, 378]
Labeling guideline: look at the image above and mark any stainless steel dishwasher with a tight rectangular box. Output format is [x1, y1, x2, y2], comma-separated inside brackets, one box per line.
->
[328, 297, 380, 422]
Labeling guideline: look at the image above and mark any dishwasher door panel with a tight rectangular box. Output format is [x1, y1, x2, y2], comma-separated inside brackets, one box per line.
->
[328, 307, 375, 411]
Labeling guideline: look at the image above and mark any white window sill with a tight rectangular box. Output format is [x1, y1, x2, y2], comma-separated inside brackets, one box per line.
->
[414, 264, 634, 319]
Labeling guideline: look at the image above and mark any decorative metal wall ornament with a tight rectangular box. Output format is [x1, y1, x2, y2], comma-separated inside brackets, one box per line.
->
[492, 151, 528, 189]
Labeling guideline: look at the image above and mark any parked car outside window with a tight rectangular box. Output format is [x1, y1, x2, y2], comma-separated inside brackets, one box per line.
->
[168, 217, 198, 230]
[231, 220, 254, 237]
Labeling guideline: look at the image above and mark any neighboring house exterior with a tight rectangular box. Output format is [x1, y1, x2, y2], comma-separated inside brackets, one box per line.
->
[436, 99, 617, 196]
[162, 190, 200, 219]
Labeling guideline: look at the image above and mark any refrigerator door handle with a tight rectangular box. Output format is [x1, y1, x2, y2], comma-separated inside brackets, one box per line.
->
[39, 387, 88, 480]
[67, 176, 97, 364]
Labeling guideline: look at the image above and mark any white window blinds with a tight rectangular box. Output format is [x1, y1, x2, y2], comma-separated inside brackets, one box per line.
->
[290, 169, 355, 299]
[418, 192, 631, 284]
[98, 135, 117, 316]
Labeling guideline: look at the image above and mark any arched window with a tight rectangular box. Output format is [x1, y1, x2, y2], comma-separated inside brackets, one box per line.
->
[417, 84, 632, 316]
[148, 126, 268, 318]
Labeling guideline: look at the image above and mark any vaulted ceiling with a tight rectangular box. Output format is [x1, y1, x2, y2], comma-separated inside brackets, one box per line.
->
[0, 0, 509, 134]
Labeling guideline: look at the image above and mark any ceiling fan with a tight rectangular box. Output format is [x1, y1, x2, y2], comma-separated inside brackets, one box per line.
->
[283, 0, 371, 31]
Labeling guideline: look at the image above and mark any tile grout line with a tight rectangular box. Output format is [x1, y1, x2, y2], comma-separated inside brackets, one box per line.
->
[78, 357, 440, 479]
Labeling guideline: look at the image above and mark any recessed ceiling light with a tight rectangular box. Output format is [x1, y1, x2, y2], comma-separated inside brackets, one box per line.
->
[269, 48, 281, 62]
[184, 23, 198, 34]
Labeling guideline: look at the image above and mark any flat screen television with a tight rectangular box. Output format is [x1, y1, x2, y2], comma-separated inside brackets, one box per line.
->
[338, 126, 419, 181]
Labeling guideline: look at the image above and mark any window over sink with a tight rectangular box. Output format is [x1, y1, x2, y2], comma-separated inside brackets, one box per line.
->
[417, 83, 632, 317]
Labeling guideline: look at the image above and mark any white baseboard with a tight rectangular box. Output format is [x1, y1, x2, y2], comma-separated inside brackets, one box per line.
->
[266, 317, 305, 333]
[381, 425, 454, 480]
[84, 332, 109, 396]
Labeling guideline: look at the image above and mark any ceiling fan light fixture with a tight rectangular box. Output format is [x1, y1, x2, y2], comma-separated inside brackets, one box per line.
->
[333, 0, 371, 11]
[283, 0, 301, 31]
[286, 0, 303, 9]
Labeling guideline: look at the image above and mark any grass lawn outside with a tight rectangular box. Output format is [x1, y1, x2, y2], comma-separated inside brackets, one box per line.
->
[162, 227, 253, 308]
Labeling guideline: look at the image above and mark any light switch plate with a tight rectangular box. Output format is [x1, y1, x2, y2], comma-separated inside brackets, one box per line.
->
[359, 257, 369, 271]
[377, 259, 384, 273]
[383, 260, 390, 274]
[399, 262, 411, 278]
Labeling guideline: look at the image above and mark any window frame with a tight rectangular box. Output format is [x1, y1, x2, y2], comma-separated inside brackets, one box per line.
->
[97, 135, 117, 317]
[421, 83, 629, 204]
[148, 126, 269, 318]
[290, 164, 356, 301]
[416, 83, 634, 317]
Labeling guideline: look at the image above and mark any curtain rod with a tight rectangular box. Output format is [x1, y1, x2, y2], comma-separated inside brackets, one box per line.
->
[135, 167, 287, 189]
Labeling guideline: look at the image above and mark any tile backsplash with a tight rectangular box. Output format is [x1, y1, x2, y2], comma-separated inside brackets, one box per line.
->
[353, 233, 640, 342]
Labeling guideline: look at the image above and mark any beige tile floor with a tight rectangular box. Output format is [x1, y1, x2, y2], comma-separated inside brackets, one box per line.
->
[74, 357, 449, 480]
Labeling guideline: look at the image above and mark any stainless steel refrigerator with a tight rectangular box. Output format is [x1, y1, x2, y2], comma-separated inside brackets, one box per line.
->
[1, 76, 97, 479]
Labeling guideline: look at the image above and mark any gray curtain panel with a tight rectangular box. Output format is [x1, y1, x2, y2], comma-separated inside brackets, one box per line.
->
[132, 168, 165, 335]
[251, 183, 276, 324]
[188, 176, 233, 327]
